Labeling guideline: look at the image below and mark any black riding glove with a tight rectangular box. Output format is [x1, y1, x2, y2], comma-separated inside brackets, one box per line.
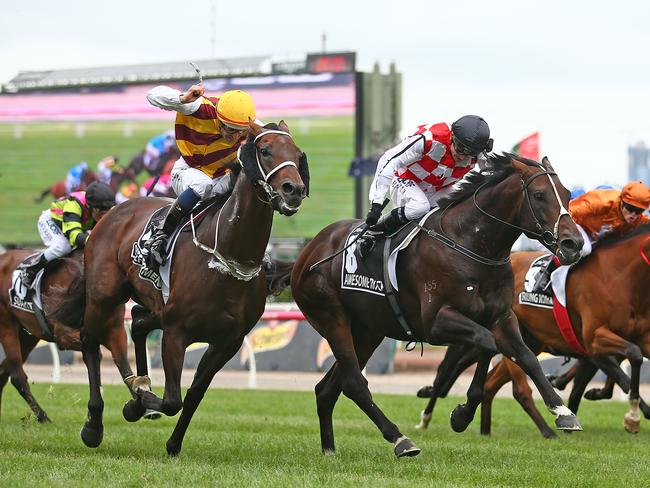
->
[365, 203, 383, 226]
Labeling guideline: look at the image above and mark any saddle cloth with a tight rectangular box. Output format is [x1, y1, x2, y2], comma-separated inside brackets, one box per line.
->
[340, 209, 438, 296]
[518, 254, 586, 354]
[9, 259, 45, 314]
[131, 201, 216, 303]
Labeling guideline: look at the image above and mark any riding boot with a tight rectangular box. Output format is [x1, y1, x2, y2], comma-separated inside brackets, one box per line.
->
[144, 188, 200, 266]
[531, 256, 560, 293]
[357, 207, 410, 259]
[18, 253, 48, 290]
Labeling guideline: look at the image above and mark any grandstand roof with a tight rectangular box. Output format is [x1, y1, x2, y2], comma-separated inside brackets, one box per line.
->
[3, 56, 275, 93]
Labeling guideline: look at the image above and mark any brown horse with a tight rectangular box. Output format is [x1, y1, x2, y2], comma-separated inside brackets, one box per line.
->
[126, 146, 180, 179]
[291, 154, 584, 457]
[478, 227, 650, 435]
[59, 121, 308, 454]
[34, 169, 98, 203]
[0, 248, 85, 422]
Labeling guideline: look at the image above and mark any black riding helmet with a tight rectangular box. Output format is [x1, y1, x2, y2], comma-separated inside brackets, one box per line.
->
[85, 181, 116, 210]
[451, 115, 494, 153]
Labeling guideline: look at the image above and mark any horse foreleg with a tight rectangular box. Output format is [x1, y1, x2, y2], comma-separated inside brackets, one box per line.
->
[416, 344, 479, 429]
[492, 312, 582, 431]
[166, 338, 243, 457]
[504, 358, 557, 439]
[588, 327, 644, 433]
[80, 338, 104, 447]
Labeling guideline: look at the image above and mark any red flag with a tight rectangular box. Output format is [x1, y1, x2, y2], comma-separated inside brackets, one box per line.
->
[512, 132, 540, 161]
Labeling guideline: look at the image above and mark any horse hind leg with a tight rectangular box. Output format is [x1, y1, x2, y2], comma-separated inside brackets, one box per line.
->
[0, 324, 49, 423]
[318, 311, 419, 458]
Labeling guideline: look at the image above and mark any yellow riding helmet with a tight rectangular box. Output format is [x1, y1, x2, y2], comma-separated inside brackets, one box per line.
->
[621, 181, 650, 210]
[216, 90, 256, 129]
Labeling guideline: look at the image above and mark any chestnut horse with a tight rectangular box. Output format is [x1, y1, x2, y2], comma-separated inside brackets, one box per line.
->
[0, 249, 85, 421]
[59, 121, 308, 455]
[291, 154, 584, 457]
[417, 226, 650, 437]
[479, 228, 650, 435]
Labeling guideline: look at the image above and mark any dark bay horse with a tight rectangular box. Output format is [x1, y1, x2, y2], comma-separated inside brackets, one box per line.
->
[478, 229, 650, 435]
[60, 121, 308, 455]
[0, 249, 86, 421]
[291, 154, 584, 457]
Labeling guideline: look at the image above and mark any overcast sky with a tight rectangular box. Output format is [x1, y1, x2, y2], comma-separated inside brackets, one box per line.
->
[1, 0, 649, 189]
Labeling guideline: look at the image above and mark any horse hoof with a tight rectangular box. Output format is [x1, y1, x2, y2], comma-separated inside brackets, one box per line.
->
[416, 386, 434, 398]
[123, 399, 146, 422]
[623, 414, 640, 434]
[542, 430, 558, 439]
[136, 388, 160, 409]
[555, 414, 582, 431]
[166, 441, 182, 457]
[584, 388, 609, 401]
[322, 449, 336, 456]
[450, 404, 473, 433]
[144, 409, 162, 420]
[394, 436, 421, 458]
[37, 413, 52, 423]
[415, 411, 432, 429]
[80, 422, 103, 448]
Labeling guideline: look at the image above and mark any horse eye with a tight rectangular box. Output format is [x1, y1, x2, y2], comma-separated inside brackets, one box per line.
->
[533, 191, 544, 201]
[260, 147, 271, 157]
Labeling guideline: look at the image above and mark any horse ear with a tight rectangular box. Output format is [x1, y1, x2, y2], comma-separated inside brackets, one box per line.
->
[248, 119, 264, 137]
[278, 120, 290, 133]
[541, 156, 551, 169]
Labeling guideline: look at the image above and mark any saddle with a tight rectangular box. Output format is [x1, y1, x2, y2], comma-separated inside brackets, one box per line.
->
[341, 221, 420, 337]
[9, 256, 55, 341]
[131, 198, 222, 293]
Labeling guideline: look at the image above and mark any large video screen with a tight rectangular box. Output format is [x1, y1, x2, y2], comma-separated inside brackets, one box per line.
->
[0, 73, 356, 243]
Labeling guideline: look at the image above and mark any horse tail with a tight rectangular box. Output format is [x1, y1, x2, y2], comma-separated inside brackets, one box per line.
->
[52, 274, 86, 329]
[265, 259, 294, 296]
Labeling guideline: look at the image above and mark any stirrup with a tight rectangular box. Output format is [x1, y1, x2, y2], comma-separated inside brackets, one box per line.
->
[145, 232, 168, 266]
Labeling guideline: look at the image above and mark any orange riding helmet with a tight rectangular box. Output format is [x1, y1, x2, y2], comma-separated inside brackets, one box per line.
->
[621, 181, 650, 210]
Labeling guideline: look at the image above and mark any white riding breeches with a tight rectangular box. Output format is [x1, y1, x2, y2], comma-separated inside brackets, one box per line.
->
[390, 177, 455, 220]
[170, 157, 234, 200]
[38, 210, 72, 262]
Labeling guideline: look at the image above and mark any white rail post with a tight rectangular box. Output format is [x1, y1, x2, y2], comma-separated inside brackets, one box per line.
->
[242, 336, 256, 389]
[48, 342, 60, 383]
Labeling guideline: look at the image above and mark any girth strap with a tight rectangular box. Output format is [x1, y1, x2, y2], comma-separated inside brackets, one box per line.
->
[382, 236, 415, 337]
[32, 300, 55, 343]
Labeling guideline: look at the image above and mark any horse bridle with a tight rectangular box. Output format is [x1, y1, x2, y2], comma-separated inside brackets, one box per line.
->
[238, 129, 299, 210]
[472, 164, 571, 249]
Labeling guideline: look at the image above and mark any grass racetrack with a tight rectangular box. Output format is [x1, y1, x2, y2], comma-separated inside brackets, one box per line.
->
[0, 384, 648, 487]
[0, 117, 354, 244]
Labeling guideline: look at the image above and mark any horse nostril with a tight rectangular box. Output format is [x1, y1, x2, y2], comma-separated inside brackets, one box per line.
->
[560, 238, 578, 252]
[282, 182, 296, 195]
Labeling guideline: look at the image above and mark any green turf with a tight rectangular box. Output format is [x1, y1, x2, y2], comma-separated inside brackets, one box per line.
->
[0, 117, 354, 244]
[0, 383, 647, 487]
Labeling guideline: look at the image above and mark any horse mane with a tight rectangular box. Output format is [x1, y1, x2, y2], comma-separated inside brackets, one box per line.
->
[591, 222, 650, 251]
[436, 153, 519, 209]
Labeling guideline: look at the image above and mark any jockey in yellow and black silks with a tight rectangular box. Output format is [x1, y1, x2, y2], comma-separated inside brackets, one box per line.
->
[19, 182, 116, 288]
[143, 83, 258, 265]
